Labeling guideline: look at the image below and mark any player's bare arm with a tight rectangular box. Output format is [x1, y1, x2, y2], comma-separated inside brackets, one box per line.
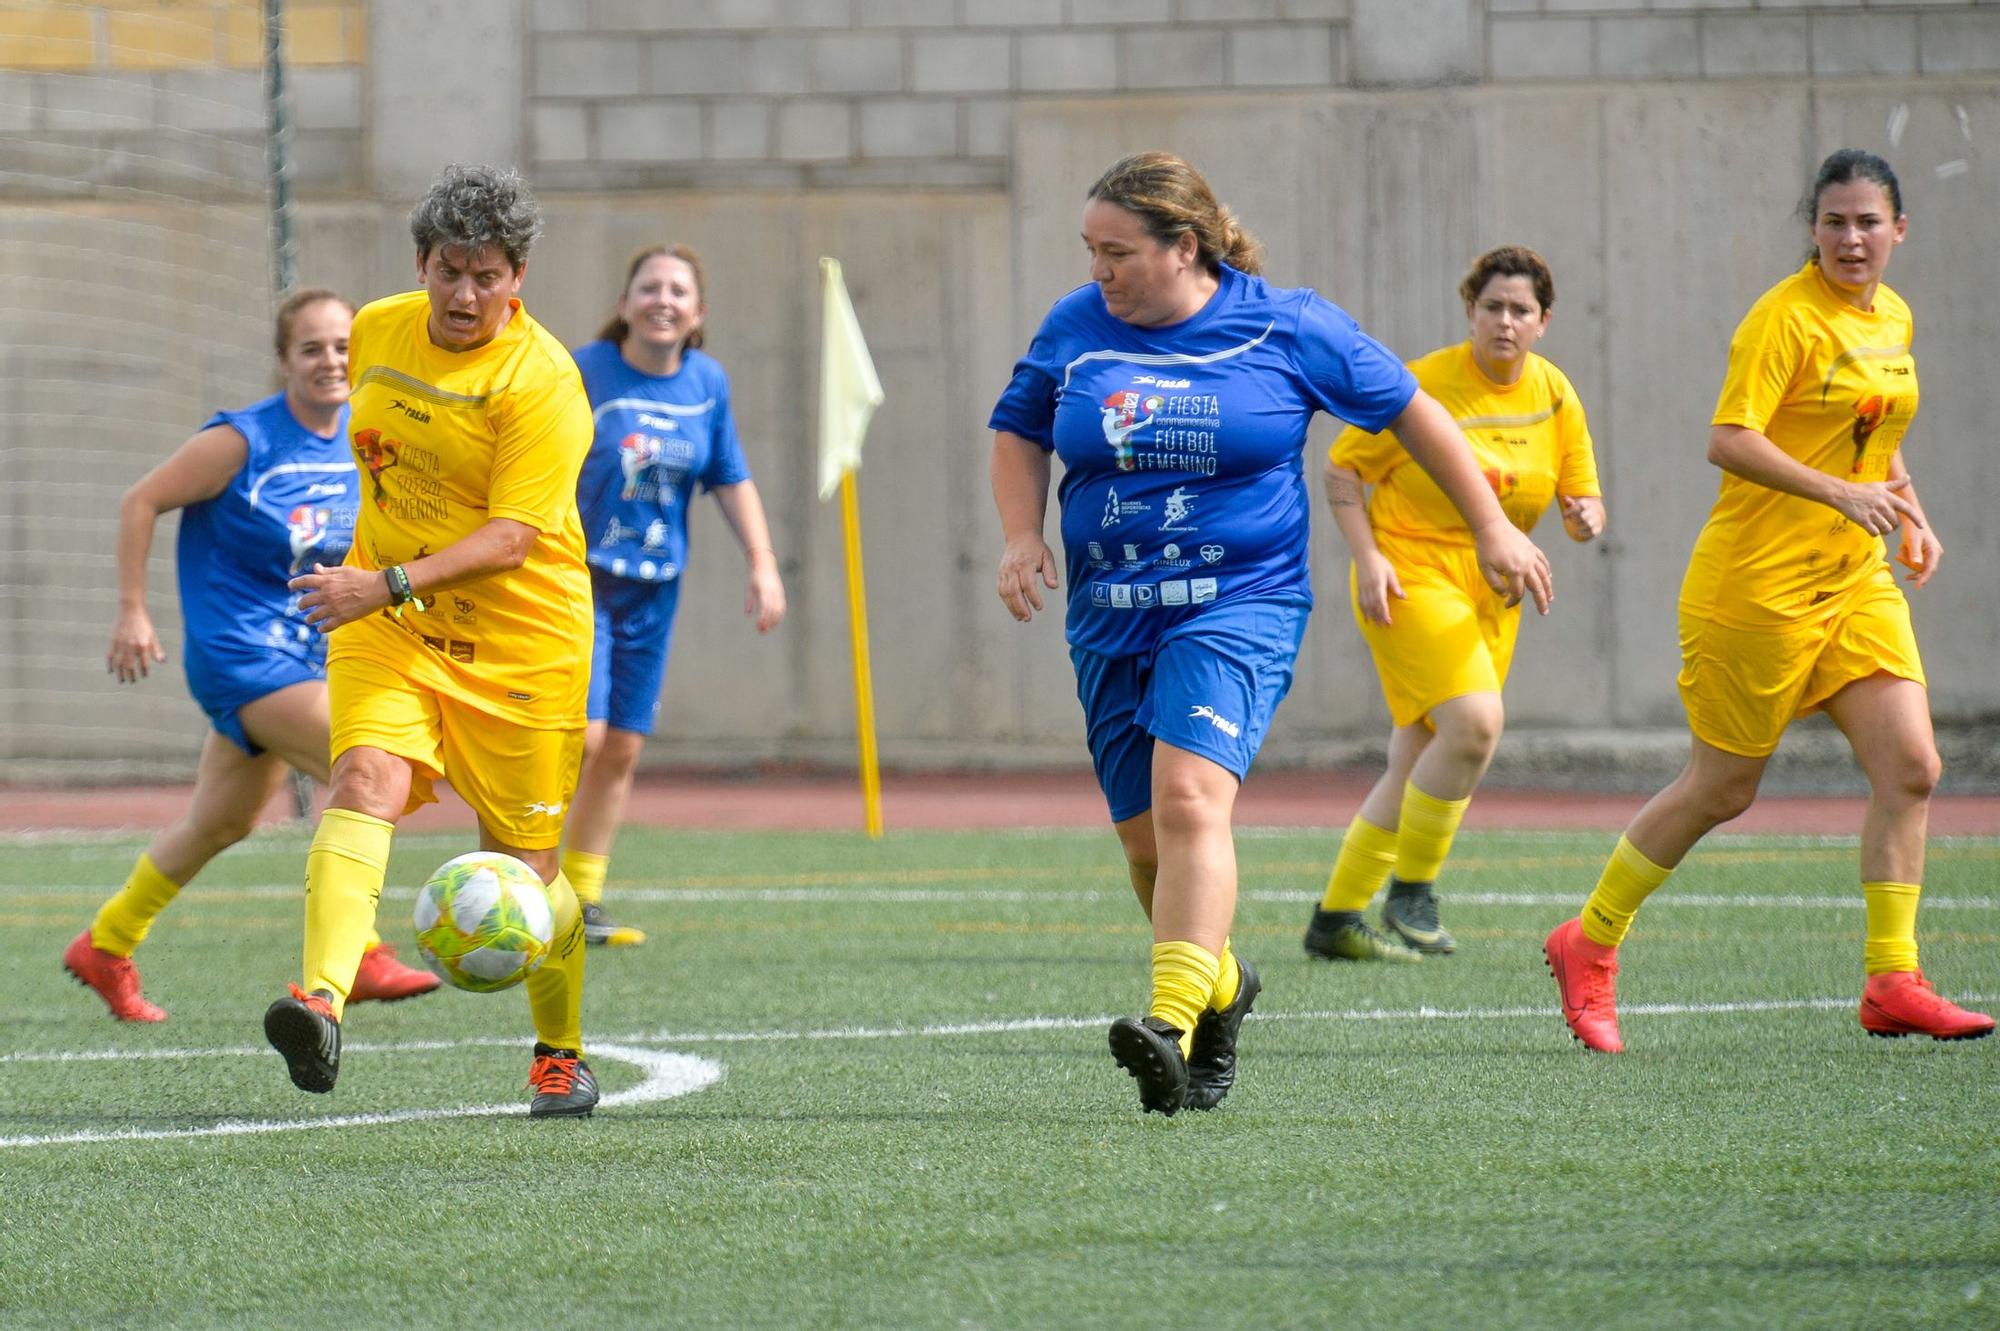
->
[1707, 423, 1921, 538]
[109, 424, 250, 682]
[712, 479, 787, 632]
[1886, 450, 1942, 586]
[1389, 391, 1554, 614]
[1324, 459, 1402, 627]
[991, 430, 1058, 624]
[290, 516, 539, 632]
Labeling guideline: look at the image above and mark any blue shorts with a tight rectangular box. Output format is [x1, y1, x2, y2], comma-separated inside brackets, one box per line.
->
[185, 645, 325, 757]
[1069, 597, 1308, 824]
[587, 568, 682, 735]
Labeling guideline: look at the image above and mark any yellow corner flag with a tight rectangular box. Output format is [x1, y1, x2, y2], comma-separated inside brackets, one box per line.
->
[817, 257, 886, 838]
[817, 257, 885, 500]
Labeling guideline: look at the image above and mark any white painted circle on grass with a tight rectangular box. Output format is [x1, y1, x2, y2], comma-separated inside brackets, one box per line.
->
[0, 1041, 721, 1150]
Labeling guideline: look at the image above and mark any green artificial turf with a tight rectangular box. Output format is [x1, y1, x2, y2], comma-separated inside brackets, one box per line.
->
[2, 827, 1995, 1329]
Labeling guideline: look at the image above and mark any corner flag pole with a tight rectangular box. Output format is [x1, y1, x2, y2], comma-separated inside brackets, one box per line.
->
[817, 257, 886, 838]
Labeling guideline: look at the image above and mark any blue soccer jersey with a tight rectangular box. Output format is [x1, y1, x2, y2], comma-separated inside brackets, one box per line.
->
[990, 264, 1416, 657]
[176, 393, 357, 679]
[573, 340, 752, 583]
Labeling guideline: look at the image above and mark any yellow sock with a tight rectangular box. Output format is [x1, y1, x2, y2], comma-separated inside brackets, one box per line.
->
[1580, 835, 1673, 948]
[526, 871, 586, 1052]
[1208, 937, 1240, 1012]
[560, 848, 609, 906]
[89, 853, 182, 957]
[1319, 816, 1399, 912]
[301, 808, 394, 1019]
[1395, 781, 1471, 885]
[1863, 881, 1921, 975]
[1149, 940, 1220, 1057]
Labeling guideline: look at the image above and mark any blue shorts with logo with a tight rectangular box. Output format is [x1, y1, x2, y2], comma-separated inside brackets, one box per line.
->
[185, 641, 325, 758]
[587, 567, 683, 736]
[1069, 596, 1309, 823]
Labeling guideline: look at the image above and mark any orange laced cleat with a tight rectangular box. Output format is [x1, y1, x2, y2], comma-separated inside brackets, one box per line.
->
[62, 930, 167, 1023]
[1860, 971, 1995, 1042]
[527, 1043, 599, 1119]
[348, 943, 441, 1004]
[1544, 917, 1624, 1054]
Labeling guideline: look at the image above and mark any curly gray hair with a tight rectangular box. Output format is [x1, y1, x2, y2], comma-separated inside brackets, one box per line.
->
[408, 164, 544, 271]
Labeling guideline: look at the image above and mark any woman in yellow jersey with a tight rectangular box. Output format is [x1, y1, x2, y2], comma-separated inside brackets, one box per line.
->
[1305, 246, 1604, 963]
[262, 165, 606, 1116]
[1545, 150, 1992, 1052]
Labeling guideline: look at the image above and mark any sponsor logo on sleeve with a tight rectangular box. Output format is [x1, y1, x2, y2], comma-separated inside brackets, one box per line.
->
[1190, 578, 1218, 603]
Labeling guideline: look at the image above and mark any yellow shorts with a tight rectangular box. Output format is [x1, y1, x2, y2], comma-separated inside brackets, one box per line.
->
[329, 652, 585, 850]
[1352, 544, 1519, 729]
[1677, 575, 1925, 758]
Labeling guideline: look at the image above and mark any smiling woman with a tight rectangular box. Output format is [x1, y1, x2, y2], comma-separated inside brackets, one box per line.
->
[61, 287, 441, 1027]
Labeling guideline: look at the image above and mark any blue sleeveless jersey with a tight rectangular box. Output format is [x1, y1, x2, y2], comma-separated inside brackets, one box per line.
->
[990, 264, 1417, 657]
[176, 393, 357, 679]
[573, 340, 752, 583]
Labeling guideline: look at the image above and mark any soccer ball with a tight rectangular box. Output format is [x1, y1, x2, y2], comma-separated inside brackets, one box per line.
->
[412, 852, 555, 993]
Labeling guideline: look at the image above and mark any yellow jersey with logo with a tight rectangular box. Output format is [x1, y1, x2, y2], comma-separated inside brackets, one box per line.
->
[1685, 262, 1917, 629]
[330, 289, 593, 728]
[1330, 342, 1599, 548]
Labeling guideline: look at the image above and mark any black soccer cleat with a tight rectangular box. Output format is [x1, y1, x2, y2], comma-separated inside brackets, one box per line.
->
[1184, 957, 1261, 1112]
[1108, 1015, 1189, 1117]
[1381, 878, 1457, 954]
[1303, 908, 1423, 963]
[527, 1043, 600, 1119]
[264, 985, 342, 1094]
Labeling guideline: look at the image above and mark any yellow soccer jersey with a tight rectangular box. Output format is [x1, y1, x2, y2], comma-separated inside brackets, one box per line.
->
[1685, 261, 1918, 628]
[331, 289, 593, 727]
[1330, 342, 1599, 546]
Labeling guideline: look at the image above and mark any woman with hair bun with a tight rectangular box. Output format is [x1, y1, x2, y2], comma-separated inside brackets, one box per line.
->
[990, 151, 1554, 1116]
[64, 288, 441, 1023]
[1545, 149, 1991, 1053]
[1305, 245, 1604, 965]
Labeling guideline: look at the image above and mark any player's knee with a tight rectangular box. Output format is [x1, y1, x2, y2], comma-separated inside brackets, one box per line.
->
[599, 728, 647, 777]
[1439, 697, 1504, 762]
[1692, 778, 1759, 827]
[1882, 745, 1942, 804]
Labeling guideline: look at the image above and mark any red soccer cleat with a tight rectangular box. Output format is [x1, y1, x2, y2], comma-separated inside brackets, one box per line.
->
[348, 943, 442, 1004]
[1860, 971, 1995, 1042]
[1544, 917, 1623, 1053]
[62, 930, 167, 1023]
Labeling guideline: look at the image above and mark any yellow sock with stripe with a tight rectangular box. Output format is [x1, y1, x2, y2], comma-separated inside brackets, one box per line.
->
[1862, 881, 1921, 975]
[1208, 937, 1240, 1012]
[1319, 816, 1399, 912]
[1580, 835, 1673, 948]
[89, 853, 182, 958]
[1395, 781, 1471, 884]
[561, 849, 609, 907]
[300, 808, 394, 1020]
[1149, 940, 1220, 1057]
[526, 871, 586, 1052]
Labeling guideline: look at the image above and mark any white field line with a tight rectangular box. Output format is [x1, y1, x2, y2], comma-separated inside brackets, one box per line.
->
[0, 1043, 720, 1150]
[5, 883, 1998, 911]
[10, 993, 1995, 1069]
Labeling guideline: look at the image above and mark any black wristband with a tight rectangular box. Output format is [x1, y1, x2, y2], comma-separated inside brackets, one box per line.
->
[384, 564, 418, 606]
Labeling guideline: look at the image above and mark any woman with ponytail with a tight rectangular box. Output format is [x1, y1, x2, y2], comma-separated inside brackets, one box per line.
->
[1544, 149, 1990, 1053]
[990, 152, 1553, 1116]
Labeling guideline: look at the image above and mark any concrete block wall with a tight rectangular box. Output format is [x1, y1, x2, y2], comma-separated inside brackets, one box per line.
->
[6, 0, 2000, 778]
[523, 0, 1356, 189]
